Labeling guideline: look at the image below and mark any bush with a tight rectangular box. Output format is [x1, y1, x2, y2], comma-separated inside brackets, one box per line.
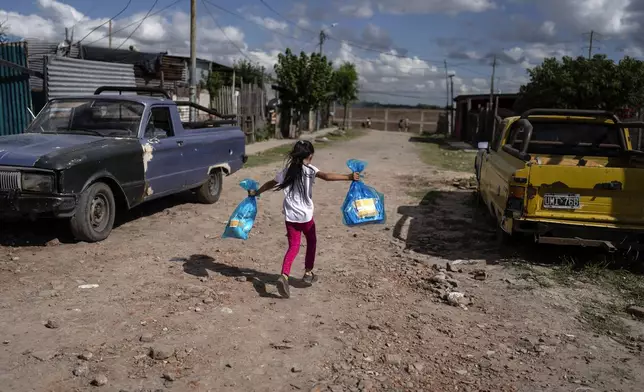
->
[255, 124, 273, 142]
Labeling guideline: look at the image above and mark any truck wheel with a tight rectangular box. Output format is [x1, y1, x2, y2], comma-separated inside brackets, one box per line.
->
[70, 182, 116, 242]
[196, 170, 223, 204]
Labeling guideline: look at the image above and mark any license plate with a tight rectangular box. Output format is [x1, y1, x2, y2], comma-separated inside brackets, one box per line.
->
[543, 193, 580, 209]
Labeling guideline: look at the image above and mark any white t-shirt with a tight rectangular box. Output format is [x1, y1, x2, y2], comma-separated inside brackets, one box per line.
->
[275, 164, 320, 223]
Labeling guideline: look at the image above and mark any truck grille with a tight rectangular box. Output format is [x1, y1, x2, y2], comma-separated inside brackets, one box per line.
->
[0, 171, 21, 190]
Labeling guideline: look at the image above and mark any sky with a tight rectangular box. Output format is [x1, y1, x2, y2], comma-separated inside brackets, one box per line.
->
[1, 0, 643, 105]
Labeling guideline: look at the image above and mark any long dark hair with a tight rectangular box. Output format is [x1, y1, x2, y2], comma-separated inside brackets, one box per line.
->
[276, 140, 315, 199]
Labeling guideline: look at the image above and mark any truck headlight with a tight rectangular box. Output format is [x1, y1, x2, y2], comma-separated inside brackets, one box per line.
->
[21, 173, 54, 193]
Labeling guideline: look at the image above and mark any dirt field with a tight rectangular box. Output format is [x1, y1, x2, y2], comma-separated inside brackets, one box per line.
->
[1, 131, 643, 392]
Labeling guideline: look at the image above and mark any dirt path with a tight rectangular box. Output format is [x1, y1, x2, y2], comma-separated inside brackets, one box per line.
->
[1, 131, 643, 392]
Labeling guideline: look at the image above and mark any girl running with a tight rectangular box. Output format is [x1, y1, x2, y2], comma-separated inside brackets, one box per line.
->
[250, 140, 359, 298]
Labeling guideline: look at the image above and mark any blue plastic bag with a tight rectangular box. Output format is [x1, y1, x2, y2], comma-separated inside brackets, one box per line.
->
[341, 159, 386, 226]
[222, 179, 259, 240]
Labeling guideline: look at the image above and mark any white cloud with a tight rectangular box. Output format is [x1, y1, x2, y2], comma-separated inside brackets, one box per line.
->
[247, 15, 288, 32]
[472, 78, 488, 88]
[339, 1, 375, 18]
[0, 0, 508, 105]
[1, 0, 248, 63]
[376, 0, 496, 14]
[539, 20, 556, 36]
[334, 42, 466, 102]
[541, 0, 639, 36]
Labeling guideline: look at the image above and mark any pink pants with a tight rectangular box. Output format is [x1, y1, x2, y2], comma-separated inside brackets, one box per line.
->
[281, 219, 317, 276]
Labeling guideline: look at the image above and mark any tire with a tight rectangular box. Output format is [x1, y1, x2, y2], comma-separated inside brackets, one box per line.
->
[196, 170, 223, 204]
[496, 224, 514, 245]
[70, 182, 116, 242]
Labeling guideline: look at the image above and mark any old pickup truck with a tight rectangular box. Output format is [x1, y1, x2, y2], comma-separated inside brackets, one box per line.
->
[475, 108, 644, 254]
[0, 86, 247, 242]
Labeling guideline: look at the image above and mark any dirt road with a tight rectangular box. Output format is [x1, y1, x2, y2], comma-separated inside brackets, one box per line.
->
[1, 131, 642, 392]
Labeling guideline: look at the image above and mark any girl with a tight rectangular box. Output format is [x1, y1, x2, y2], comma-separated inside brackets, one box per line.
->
[251, 140, 359, 298]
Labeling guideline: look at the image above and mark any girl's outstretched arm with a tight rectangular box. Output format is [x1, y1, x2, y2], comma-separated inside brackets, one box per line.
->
[250, 179, 278, 196]
[317, 172, 360, 181]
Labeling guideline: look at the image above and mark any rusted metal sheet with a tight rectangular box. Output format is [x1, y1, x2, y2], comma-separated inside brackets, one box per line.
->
[0, 42, 33, 136]
[46, 56, 136, 99]
[26, 40, 81, 91]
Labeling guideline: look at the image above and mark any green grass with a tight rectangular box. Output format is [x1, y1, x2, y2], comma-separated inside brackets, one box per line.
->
[244, 129, 367, 168]
[551, 256, 644, 304]
[411, 134, 476, 173]
[579, 303, 630, 337]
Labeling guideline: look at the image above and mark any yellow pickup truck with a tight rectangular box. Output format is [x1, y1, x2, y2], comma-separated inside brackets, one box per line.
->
[475, 109, 644, 254]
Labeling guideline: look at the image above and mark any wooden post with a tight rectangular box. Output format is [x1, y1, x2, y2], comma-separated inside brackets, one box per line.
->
[419, 111, 424, 134]
[384, 109, 389, 131]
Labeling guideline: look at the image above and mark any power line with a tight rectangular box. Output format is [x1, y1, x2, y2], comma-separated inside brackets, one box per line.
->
[583, 30, 602, 59]
[84, 0, 183, 47]
[257, 0, 474, 66]
[68, 4, 101, 31]
[203, 0, 311, 45]
[77, 0, 133, 45]
[115, 0, 159, 50]
[258, 0, 317, 35]
[201, 0, 257, 65]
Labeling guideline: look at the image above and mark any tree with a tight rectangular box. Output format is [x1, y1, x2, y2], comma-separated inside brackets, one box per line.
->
[515, 54, 644, 115]
[200, 70, 223, 100]
[274, 48, 334, 134]
[0, 20, 8, 43]
[219, 59, 266, 87]
[333, 62, 359, 128]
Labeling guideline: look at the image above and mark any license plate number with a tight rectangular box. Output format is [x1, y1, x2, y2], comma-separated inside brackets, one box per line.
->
[543, 193, 580, 209]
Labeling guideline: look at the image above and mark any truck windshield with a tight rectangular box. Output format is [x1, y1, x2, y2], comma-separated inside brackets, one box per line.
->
[26, 99, 144, 138]
[509, 122, 623, 157]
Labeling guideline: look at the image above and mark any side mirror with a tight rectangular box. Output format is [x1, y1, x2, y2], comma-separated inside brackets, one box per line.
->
[478, 141, 490, 150]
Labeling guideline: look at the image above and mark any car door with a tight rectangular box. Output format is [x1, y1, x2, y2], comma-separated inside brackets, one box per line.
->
[487, 121, 523, 218]
[479, 119, 507, 205]
[141, 106, 185, 198]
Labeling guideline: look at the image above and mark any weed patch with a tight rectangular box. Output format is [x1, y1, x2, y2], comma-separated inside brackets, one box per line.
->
[410, 134, 476, 173]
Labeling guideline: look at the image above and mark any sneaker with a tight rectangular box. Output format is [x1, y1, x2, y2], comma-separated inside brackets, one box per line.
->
[302, 271, 318, 285]
[276, 274, 290, 298]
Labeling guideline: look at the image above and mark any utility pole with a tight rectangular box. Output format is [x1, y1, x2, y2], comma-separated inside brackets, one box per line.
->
[488, 55, 497, 140]
[108, 20, 112, 49]
[448, 74, 455, 136]
[489, 55, 497, 108]
[315, 29, 327, 131]
[231, 68, 236, 115]
[583, 30, 601, 59]
[319, 30, 327, 54]
[444, 60, 449, 134]
[189, 0, 197, 122]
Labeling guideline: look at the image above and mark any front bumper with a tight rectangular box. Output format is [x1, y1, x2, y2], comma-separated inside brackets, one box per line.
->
[0, 191, 77, 218]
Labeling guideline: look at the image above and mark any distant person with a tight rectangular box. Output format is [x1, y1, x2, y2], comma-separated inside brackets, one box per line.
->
[404, 117, 410, 132]
[398, 119, 404, 132]
[249, 141, 360, 298]
[366, 117, 372, 128]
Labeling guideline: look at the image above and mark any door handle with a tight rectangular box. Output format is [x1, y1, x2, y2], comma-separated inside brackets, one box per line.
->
[177, 140, 184, 146]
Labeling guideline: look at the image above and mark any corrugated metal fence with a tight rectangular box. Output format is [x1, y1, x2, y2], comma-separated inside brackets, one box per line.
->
[46, 56, 136, 99]
[0, 42, 33, 136]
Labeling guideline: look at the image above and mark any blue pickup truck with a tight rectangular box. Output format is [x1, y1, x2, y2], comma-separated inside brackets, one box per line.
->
[0, 86, 247, 242]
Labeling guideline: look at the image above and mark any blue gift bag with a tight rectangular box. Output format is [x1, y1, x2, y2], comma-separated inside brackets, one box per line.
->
[341, 159, 386, 226]
[222, 179, 259, 240]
